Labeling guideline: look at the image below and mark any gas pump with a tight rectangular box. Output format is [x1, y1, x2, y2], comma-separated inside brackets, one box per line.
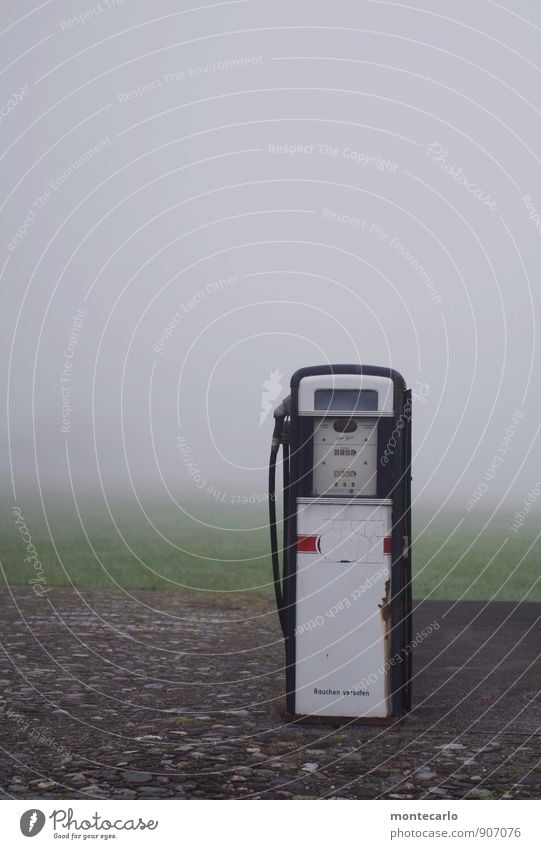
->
[269, 365, 412, 723]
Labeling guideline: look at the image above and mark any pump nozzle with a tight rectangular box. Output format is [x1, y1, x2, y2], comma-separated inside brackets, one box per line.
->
[271, 396, 290, 446]
[273, 395, 290, 419]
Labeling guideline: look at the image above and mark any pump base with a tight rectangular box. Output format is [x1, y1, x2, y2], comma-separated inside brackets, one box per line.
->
[282, 712, 404, 727]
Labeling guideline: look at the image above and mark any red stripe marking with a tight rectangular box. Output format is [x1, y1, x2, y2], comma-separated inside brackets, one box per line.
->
[297, 535, 319, 553]
[383, 537, 392, 554]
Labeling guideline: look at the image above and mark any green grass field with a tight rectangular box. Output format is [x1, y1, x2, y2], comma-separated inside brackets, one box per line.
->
[1, 500, 539, 601]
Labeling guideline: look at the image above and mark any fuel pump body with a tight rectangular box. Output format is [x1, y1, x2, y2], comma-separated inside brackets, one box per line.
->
[270, 365, 412, 723]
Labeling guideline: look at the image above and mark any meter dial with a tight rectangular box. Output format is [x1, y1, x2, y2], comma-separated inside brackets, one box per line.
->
[333, 419, 357, 433]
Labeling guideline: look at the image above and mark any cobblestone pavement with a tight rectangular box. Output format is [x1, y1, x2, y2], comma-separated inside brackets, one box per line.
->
[0, 588, 539, 799]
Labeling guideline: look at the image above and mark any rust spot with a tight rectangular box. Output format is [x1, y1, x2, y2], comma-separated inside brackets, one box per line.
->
[378, 579, 391, 622]
[378, 579, 392, 715]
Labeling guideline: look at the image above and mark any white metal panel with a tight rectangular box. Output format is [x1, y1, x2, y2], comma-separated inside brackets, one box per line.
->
[298, 374, 394, 413]
[295, 501, 392, 718]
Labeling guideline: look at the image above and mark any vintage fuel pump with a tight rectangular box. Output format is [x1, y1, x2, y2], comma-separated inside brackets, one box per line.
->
[269, 365, 412, 723]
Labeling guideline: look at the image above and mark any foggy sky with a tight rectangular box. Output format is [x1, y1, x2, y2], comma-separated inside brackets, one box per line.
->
[1, 0, 540, 519]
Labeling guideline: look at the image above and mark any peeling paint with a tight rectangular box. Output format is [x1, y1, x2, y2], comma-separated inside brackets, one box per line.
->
[379, 579, 392, 715]
[379, 579, 391, 622]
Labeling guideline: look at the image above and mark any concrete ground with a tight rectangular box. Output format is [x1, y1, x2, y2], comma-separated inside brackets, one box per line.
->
[0, 587, 539, 799]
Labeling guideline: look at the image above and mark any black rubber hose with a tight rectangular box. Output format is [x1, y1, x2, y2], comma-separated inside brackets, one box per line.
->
[269, 416, 287, 637]
[282, 436, 290, 562]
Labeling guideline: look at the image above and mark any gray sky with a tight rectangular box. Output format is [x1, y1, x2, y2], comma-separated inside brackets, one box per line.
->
[1, 0, 540, 518]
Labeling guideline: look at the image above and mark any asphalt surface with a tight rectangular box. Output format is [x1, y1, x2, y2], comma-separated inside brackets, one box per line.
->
[406, 598, 540, 736]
